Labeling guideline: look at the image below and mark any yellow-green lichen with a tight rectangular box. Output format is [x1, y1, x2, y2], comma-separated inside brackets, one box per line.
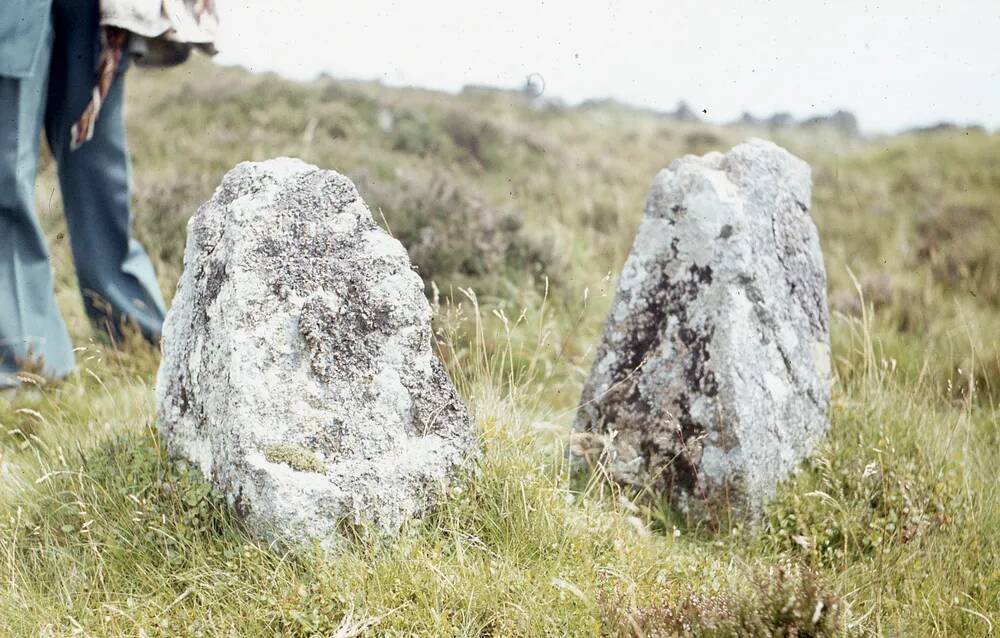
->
[263, 443, 327, 474]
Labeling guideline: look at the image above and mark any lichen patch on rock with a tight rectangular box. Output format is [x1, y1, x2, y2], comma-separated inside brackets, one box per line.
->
[263, 443, 328, 474]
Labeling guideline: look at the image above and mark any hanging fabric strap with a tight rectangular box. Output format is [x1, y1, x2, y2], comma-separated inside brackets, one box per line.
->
[70, 26, 129, 151]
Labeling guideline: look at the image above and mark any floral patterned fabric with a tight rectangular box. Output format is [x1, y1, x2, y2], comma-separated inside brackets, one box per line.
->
[71, 0, 219, 150]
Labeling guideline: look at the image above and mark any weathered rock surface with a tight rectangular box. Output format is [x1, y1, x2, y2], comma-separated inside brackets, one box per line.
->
[574, 139, 830, 519]
[156, 158, 476, 546]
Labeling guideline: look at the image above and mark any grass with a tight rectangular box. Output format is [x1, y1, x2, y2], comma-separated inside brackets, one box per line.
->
[1, 58, 997, 635]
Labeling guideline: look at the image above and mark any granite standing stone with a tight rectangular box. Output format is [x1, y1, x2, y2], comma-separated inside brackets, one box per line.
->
[574, 139, 830, 520]
[156, 158, 476, 546]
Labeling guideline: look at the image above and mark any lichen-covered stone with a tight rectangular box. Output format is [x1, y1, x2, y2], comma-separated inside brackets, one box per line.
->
[574, 139, 830, 520]
[156, 158, 476, 546]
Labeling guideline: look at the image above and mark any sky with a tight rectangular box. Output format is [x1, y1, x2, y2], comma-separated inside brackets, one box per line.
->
[214, 1, 1000, 134]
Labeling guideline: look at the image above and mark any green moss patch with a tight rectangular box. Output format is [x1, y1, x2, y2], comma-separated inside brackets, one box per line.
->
[263, 443, 327, 474]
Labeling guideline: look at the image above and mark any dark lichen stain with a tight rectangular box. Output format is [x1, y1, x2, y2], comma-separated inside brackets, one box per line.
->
[297, 271, 405, 385]
[202, 259, 227, 307]
[770, 214, 828, 335]
[269, 280, 290, 301]
[718, 224, 733, 239]
[401, 356, 466, 438]
[232, 485, 250, 519]
[666, 393, 705, 493]
[583, 261, 718, 497]
[678, 325, 718, 397]
[178, 382, 190, 416]
[191, 256, 229, 331]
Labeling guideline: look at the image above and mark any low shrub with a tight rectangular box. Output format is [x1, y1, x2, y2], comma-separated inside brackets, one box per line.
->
[915, 202, 1000, 303]
[598, 561, 842, 637]
[763, 429, 960, 567]
[353, 170, 556, 290]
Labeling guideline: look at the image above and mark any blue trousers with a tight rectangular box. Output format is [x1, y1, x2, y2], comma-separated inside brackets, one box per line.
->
[0, 0, 165, 387]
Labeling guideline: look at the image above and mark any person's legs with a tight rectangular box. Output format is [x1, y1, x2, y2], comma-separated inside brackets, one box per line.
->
[45, 0, 165, 344]
[0, 19, 73, 388]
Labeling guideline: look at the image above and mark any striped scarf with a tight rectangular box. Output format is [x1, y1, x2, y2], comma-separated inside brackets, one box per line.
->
[70, 26, 129, 151]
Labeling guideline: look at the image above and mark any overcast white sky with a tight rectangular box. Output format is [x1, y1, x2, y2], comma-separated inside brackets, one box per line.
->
[214, 1, 999, 134]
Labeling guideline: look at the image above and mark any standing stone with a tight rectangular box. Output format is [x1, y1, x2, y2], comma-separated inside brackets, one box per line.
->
[156, 158, 476, 546]
[574, 139, 830, 520]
